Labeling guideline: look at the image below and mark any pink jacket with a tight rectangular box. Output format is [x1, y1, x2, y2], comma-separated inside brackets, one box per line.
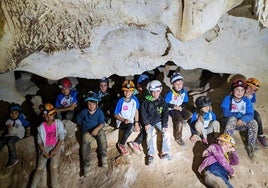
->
[198, 143, 239, 176]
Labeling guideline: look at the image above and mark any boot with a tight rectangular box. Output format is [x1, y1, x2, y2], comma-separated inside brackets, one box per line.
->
[246, 144, 255, 161]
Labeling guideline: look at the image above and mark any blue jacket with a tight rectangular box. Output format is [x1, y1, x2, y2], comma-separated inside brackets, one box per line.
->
[188, 111, 217, 135]
[164, 88, 189, 109]
[221, 95, 254, 123]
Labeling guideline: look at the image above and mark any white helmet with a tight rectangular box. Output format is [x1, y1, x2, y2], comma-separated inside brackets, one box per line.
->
[148, 80, 162, 92]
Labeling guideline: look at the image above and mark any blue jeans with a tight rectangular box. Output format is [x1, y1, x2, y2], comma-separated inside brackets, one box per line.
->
[0, 136, 19, 161]
[146, 122, 170, 156]
[207, 162, 233, 188]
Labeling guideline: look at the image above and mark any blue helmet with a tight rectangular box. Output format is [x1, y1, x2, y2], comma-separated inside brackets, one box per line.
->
[10, 103, 22, 112]
[137, 74, 149, 84]
[84, 91, 99, 102]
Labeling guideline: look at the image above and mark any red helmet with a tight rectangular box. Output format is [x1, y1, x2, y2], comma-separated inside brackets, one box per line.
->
[231, 78, 247, 90]
[59, 78, 72, 88]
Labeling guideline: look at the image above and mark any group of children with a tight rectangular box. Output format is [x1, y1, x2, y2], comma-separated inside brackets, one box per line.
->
[0, 73, 266, 188]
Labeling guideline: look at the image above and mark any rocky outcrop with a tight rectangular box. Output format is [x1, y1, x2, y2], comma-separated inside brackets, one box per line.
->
[1, 0, 267, 83]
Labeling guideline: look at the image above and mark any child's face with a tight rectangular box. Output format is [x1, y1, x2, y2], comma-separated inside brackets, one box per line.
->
[44, 113, 55, 124]
[61, 86, 71, 96]
[124, 90, 134, 99]
[233, 86, 245, 99]
[246, 85, 256, 95]
[151, 90, 161, 99]
[99, 82, 108, 93]
[219, 141, 233, 153]
[172, 80, 183, 91]
[137, 83, 145, 93]
[87, 101, 97, 111]
[201, 106, 210, 113]
[10, 110, 19, 120]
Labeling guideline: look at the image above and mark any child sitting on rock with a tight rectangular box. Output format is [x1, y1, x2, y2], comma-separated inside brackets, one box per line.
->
[76, 91, 108, 177]
[165, 72, 192, 145]
[31, 103, 65, 188]
[55, 77, 78, 120]
[0, 103, 29, 169]
[198, 134, 239, 188]
[221, 78, 258, 160]
[94, 77, 118, 126]
[245, 77, 267, 147]
[141, 80, 172, 165]
[188, 96, 220, 144]
[114, 80, 140, 156]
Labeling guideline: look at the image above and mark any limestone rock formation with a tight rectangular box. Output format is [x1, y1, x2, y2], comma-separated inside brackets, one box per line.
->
[0, 0, 267, 82]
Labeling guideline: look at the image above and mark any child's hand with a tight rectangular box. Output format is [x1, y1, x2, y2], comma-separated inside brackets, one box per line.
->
[174, 105, 182, 111]
[236, 119, 243, 126]
[145, 125, 150, 132]
[134, 123, 140, 132]
[43, 152, 50, 159]
[7, 124, 12, 128]
[91, 128, 99, 136]
[190, 134, 199, 142]
[124, 119, 130, 124]
[163, 127, 168, 132]
[50, 149, 58, 157]
[228, 146, 235, 152]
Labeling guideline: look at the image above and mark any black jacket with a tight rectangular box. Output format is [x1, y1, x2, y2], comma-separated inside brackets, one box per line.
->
[140, 95, 169, 128]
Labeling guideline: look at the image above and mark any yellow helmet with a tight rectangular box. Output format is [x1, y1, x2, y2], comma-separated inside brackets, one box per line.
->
[217, 134, 235, 147]
[246, 78, 260, 91]
[122, 80, 135, 91]
[42, 103, 56, 115]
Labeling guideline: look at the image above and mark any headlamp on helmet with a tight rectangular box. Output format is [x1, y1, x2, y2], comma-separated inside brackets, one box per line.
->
[148, 80, 162, 92]
[246, 78, 260, 91]
[122, 80, 135, 91]
[231, 78, 247, 90]
[58, 78, 72, 89]
[42, 103, 56, 116]
[217, 134, 236, 147]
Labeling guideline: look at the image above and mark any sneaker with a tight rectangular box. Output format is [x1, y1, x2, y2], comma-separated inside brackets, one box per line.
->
[84, 167, 90, 177]
[117, 143, 129, 156]
[129, 141, 142, 153]
[246, 144, 255, 160]
[5, 159, 19, 169]
[161, 153, 173, 161]
[258, 136, 268, 147]
[176, 138, 185, 145]
[101, 156, 108, 168]
[147, 156, 154, 166]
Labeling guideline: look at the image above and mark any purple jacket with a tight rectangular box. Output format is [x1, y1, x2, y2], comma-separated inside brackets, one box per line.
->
[198, 143, 239, 176]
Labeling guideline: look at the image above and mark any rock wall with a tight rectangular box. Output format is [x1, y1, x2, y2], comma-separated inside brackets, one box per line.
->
[0, 0, 267, 82]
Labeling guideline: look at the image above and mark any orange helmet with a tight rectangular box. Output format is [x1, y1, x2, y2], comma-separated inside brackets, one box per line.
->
[246, 78, 260, 91]
[42, 103, 56, 115]
[122, 80, 135, 91]
[231, 78, 247, 90]
[217, 134, 235, 147]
